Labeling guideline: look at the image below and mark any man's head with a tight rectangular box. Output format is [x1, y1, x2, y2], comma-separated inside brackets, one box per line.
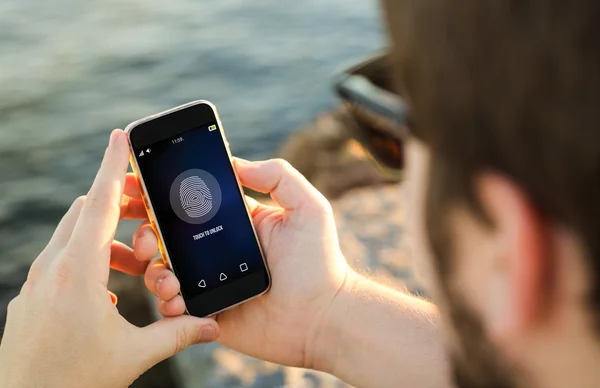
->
[383, 0, 600, 386]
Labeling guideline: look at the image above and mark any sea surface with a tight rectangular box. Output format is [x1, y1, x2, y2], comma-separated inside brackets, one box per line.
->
[0, 0, 384, 158]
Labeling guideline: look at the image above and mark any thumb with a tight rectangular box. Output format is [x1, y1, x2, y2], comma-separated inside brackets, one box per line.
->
[233, 157, 325, 212]
[138, 316, 220, 366]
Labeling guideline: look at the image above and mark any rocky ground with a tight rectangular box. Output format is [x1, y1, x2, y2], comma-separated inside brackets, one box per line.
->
[0, 110, 422, 387]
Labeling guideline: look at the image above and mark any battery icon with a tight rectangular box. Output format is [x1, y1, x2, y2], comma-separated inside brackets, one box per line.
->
[208, 125, 217, 131]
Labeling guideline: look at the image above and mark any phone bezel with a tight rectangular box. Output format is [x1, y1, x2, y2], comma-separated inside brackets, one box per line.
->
[125, 100, 271, 317]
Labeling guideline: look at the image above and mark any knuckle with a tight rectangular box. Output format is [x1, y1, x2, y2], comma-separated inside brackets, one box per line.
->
[86, 192, 119, 216]
[272, 158, 293, 172]
[84, 194, 103, 210]
[7, 295, 20, 314]
[318, 196, 334, 215]
[50, 253, 75, 288]
[306, 195, 333, 219]
[26, 259, 44, 285]
[74, 195, 87, 209]
[174, 325, 191, 354]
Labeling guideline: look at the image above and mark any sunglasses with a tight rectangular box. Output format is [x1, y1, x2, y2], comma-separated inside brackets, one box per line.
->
[333, 52, 409, 179]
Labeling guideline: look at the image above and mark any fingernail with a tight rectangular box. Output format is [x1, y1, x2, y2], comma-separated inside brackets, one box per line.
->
[198, 325, 217, 343]
[108, 291, 118, 306]
[132, 225, 147, 248]
[109, 129, 123, 146]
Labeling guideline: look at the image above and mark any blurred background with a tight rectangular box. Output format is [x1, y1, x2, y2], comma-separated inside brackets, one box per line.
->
[0, 1, 422, 387]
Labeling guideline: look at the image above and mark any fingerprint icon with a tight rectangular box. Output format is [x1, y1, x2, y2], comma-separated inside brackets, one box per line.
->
[179, 176, 213, 218]
[170, 169, 222, 225]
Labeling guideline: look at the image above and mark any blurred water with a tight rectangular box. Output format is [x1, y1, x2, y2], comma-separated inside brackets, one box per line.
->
[0, 0, 384, 158]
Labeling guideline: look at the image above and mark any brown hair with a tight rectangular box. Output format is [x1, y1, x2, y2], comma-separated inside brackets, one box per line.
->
[382, 0, 600, 331]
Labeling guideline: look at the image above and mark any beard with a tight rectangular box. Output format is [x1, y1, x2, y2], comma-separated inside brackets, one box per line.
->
[441, 283, 521, 388]
[424, 162, 523, 387]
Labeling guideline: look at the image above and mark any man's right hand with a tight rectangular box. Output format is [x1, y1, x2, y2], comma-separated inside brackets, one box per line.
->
[136, 158, 350, 369]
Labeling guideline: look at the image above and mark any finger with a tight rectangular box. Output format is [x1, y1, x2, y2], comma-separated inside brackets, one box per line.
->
[144, 258, 176, 297]
[124, 173, 142, 199]
[149, 270, 181, 301]
[110, 241, 148, 276]
[137, 316, 219, 367]
[233, 157, 326, 212]
[133, 221, 158, 262]
[157, 273, 181, 301]
[244, 195, 281, 232]
[244, 195, 261, 214]
[44, 196, 86, 254]
[120, 195, 147, 220]
[108, 290, 118, 305]
[157, 295, 186, 317]
[67, 129, 129, 269]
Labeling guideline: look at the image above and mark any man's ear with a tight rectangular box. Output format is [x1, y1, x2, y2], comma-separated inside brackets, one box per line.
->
[475, 173, 549, 342]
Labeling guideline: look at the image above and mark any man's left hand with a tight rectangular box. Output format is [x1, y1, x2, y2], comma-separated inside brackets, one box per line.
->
[0, 129, 219, 388]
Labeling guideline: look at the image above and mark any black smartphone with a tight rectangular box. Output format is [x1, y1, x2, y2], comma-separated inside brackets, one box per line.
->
[125, 100, 270, 317]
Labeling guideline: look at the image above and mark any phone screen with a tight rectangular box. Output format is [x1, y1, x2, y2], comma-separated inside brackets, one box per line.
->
[133, 122, 266, 302]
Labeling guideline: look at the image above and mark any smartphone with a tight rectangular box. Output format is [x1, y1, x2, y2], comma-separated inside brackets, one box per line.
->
[125, 100, 270, 317]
